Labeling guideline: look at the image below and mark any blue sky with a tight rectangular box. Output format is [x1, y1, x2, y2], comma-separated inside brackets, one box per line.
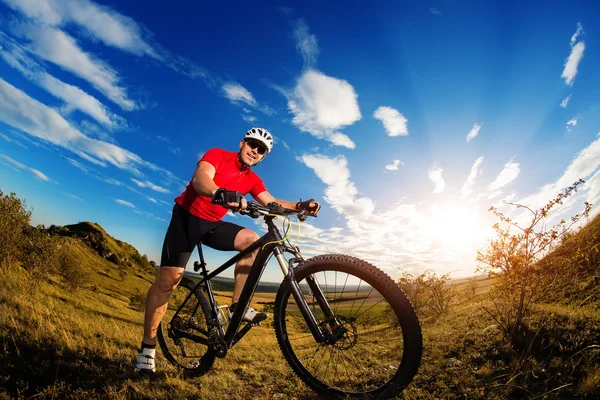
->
[1, 0, 599, 282]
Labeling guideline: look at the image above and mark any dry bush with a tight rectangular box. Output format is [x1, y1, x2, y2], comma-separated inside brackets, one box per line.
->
[59, 248, 88, 290]
[19, 225, 60, 286]
[397, 269, 456, 320]
[477, 179, 592, 351]
[0, 189, 31, 270]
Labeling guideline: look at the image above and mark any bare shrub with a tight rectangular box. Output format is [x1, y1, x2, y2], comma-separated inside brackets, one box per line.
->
[397, 269, 456, 320]
[477, 179, 591, 351]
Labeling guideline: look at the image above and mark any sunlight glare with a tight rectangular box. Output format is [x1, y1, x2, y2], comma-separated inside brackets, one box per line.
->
[425, 205, 482, 251]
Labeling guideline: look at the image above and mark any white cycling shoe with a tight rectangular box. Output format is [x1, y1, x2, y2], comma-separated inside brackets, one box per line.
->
[136, 347, 156, 376]
[229, 306, 268, 323]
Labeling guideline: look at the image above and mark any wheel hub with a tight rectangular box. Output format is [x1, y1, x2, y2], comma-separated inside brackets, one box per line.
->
[320, 316, 358, 350]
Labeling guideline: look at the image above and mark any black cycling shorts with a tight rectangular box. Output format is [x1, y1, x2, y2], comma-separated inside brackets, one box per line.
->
[160, 204, 245, 268]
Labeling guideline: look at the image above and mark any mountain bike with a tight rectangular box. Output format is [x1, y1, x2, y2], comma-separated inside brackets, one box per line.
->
[157, 201, 422, 399]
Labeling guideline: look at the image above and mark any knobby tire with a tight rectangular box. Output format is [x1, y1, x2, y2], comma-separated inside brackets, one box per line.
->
[273, 254, 422, 399]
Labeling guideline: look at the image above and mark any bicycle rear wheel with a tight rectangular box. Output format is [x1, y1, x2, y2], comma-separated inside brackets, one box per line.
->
[157, 277, 216, 377]
[274, 254, 422, 399]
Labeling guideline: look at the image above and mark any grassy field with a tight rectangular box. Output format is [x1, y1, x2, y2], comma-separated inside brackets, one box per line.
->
[2, 254, 600, 399]
[1, 209, 600, 399]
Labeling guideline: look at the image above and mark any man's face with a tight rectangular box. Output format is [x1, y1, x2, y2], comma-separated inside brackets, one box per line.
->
[239, 139, 267, 166]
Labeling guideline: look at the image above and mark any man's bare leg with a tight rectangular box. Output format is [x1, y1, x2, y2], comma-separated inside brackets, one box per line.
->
[143, 266, 184, 345]
[232, 229, 259, 304]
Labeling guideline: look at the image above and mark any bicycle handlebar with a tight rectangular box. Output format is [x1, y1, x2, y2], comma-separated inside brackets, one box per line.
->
[240, 201, 311, 221]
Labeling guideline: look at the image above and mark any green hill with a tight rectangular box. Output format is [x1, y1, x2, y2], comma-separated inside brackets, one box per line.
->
[535, 212, 600, 305]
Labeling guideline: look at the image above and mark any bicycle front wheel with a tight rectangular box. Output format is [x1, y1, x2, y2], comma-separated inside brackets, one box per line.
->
[274, 254, 422, 399]
[156, 277, 216, 377]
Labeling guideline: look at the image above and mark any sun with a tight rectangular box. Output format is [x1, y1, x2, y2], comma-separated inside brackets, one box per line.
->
[424, 205, 483, 251]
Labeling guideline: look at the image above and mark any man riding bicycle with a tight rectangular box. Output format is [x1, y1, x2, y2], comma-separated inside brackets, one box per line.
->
[136, 127, 321, 375]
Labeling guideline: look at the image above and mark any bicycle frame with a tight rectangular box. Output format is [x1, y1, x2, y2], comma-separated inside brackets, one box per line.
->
[174, 214, 333, 353]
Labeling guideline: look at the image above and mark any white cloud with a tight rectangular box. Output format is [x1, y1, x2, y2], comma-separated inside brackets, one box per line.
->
[373, 106, 408, 137]
[562, 23, 585, 86]
[115, 199, 135, 208]
[65, 157, 89, 173]
[4, 0, 207, 82]
[466, 123, 482, 142]
[0, 154, 26, 169]
[222, 82, 276, 117]
[292, 19, 319, 68]
[560, 95, 571, 108]
[103, 177, 124, 186]
[566, 114, 581, 130]
[3, 0, 160, 58]
[133, 209, 168, 222]
[298, 153, 487, 277]
[0, 33, 124, 129]
[287, 69, 361, 148]
[222, 82, 257, 107]
[0, 131, 27, 148]
[534, 137, 600, 204]
[30, 168, 50, 181]
[488, 160, 520, 191]
[328, 132, 355, 149]
[429, 7, 442, 16]
[584, 169, 600, 219]
[242, 114, 257, 124]
[9, 21, 136, 110]
[508, 137, 600, 223]
[385, 159, 404, 171]
[0, 77, 169, 178]
[461, 156, 484, 199]
[428, 166, 445, 193]
[63, 192, 83, 201]
[0, 153, 51, 181]
[570, 22, 583, 47]
[131, 178, 170, 194]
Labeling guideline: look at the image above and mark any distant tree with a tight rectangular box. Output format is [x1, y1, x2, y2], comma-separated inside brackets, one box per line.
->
[477, 179, 591, 351]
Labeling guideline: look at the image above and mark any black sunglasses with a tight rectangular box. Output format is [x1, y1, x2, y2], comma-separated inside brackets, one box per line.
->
[245, 139, 267, 155]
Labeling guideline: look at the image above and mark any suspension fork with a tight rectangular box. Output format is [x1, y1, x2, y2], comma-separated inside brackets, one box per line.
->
[273, 246, 336, 343]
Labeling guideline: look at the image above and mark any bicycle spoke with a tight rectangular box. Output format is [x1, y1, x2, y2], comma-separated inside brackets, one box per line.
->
[350, 296, 387, 322]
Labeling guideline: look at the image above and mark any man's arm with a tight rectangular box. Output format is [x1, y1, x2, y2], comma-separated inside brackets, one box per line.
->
[192, 161, 246, 210]
[255, 191, 297, 209]
[191, 161, 219, 197]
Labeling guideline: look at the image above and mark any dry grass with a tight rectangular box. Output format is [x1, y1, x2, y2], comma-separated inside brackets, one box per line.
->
[0, 266, 317, 399]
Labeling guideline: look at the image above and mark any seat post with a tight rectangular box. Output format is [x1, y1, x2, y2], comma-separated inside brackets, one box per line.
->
[193, 243, 209, 277]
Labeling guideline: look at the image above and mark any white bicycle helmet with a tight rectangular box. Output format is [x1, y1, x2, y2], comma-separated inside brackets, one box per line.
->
[244, 127, 273, 153]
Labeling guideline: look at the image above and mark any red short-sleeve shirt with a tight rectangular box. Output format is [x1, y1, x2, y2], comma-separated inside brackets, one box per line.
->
[174, 148, 267, 222]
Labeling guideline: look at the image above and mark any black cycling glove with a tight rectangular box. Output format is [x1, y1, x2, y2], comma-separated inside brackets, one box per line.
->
[211, 188, 243, 206]
[296, 198, 321, 214]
